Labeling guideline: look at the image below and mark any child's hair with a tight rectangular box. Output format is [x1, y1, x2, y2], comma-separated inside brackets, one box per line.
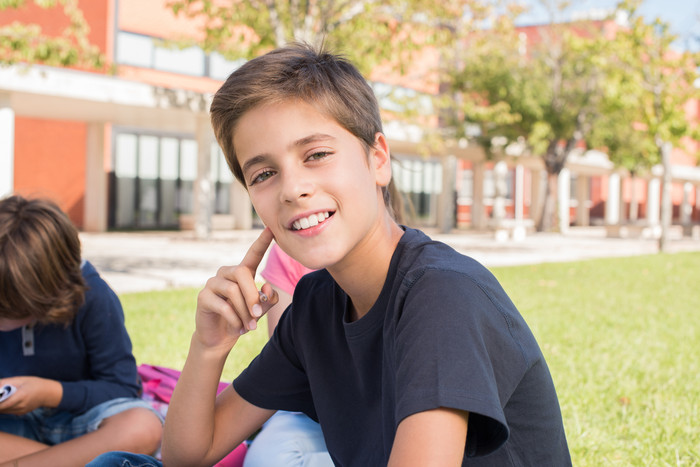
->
[210, 42, 406, 223]
[0, 195, 87, 325]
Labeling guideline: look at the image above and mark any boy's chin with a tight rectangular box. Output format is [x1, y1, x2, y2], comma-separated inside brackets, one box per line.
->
[286, 247, 338, 271]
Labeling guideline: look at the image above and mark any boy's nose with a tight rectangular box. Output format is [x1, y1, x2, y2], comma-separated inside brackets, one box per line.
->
[279, 173, 314, 203]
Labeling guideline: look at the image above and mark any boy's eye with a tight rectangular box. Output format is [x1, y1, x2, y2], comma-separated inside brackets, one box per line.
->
[249, 170, 275, 186]
[307, 151, 331, 161]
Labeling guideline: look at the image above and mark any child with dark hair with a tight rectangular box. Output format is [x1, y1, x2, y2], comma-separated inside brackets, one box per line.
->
[0, 195, 163, 467]
[90, 43, 570, 466]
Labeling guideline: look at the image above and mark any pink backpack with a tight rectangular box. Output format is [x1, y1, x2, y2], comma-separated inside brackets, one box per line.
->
[137, 364, 247, 467]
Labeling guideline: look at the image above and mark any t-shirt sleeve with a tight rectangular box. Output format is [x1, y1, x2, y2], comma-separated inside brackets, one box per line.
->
[393, 267, 531, 456]
[260, 243, 315, 295]
[58, 265, 141, 413]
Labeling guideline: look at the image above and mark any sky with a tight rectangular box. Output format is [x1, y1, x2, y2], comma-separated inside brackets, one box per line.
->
[515, 0, 700, 50]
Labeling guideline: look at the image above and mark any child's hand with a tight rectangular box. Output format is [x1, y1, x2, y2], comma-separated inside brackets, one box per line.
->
[0, 376, 62, 415]
[194, 228, 279, 350]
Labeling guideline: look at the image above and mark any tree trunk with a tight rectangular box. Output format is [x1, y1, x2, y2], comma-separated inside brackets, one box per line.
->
[629, 173, 638, 222]
[537, 172, 559, 232]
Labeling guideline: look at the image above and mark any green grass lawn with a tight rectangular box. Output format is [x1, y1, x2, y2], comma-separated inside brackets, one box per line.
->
[121, 251, 700, 465]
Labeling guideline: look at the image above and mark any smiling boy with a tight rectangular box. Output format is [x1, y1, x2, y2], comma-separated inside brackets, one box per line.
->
[94, 43, 570, 467]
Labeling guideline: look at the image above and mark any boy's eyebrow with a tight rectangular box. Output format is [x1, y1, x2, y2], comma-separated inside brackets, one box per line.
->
[241, 133, 336, 175]
[241, 155, 269, 175]
[291, 133, 335, 149]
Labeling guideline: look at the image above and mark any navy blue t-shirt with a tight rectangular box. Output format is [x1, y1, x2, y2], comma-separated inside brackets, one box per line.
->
[234, 228, 570, 466]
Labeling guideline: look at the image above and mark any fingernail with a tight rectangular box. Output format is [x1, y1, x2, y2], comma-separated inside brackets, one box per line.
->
[239, 328, 247, 335]
[252, 304, 262, 318]
[249, 319, 257, 331]
[259, 291, 268, 303]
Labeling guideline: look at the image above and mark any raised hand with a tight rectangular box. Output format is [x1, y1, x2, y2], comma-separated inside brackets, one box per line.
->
[194, 228, 279, 350]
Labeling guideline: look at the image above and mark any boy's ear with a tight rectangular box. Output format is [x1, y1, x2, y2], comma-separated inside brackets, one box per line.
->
[371, 132, 392, 187]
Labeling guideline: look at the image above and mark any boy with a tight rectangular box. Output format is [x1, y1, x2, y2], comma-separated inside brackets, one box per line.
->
[95, 43, 571, 466]
[0, 195, 163, 466]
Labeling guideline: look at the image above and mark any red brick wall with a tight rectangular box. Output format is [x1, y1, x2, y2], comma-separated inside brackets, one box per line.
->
[13, 117, 87, 229]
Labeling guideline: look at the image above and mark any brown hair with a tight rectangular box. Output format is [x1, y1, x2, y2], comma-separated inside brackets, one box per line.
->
[0, 195, 87, 325]
[210, 42, 407, 223]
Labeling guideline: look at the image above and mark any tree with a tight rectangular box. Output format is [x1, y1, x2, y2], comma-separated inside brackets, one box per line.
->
[441, 0, 616, 231]
[0, 0, 105, 69]
[599, 0, 700, 251]
[166, 0, 486, 76]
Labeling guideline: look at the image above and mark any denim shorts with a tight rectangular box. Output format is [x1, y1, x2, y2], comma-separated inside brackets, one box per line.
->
[0, 397, 164, 445]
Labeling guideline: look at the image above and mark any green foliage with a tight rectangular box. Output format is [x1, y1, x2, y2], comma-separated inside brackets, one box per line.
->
[596, 0, 700, 165]
[441, 4, 612, 163]
[122, 251, 700, 463]
[165, 0, 489, 77]
[0, 0, 106, 69]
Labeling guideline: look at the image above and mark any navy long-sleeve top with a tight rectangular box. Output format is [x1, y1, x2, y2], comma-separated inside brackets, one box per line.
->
[0, 261, 141, 414]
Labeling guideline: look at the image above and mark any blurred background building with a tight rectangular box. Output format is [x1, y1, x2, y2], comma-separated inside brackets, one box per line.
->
[1, 0, 698, 238]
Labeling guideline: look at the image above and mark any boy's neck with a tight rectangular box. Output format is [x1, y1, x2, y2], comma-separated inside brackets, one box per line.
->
[329, 218, 404, 322]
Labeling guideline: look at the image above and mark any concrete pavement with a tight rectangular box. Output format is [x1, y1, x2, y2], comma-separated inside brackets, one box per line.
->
[79, 226, 700, 295]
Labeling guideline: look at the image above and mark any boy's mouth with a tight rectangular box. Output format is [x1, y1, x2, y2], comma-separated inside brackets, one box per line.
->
[291, 211, 334, 231]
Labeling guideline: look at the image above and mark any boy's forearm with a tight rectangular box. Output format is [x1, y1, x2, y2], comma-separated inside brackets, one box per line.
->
[161, 334, 232, 467]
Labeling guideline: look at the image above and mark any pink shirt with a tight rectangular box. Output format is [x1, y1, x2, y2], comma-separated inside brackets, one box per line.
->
[261, 243, 314, 295]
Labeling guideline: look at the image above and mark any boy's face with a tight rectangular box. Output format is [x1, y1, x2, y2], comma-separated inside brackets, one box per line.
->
[233, 100, 392, 270]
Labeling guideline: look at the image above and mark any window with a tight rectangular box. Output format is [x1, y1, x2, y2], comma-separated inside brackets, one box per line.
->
[153, 43, 205, 76]
[209, 52, 245, 81]
[115, 31, 243, 80]
[116, 33, 153, 67]
[111, 130, 232, 230]
[392, 156, 442, 225]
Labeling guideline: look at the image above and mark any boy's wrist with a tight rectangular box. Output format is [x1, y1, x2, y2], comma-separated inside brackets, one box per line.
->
[189, 333, 235, 362]
[41, 378, 63, 408]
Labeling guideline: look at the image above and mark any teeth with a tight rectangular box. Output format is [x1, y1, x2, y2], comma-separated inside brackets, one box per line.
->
[292, 211, 331, 231]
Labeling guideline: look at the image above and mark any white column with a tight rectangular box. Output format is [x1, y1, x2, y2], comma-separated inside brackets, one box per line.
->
[606, 173, 621, 225]
[514, 164, 524, 221]
[84, 123, 108, 232]
[231, 179, 253, 230]
[646, 177, 660, 226]
[492, 160, 507, 223]
[0, 94, 15, 198]
[557, 168, 570, 232]
[575, 174, 589, 226]
[681, 182, 693, 226]
[618, 176, 627, 224]
[194, 115, 214, 239]
[471, 161, 486, 230]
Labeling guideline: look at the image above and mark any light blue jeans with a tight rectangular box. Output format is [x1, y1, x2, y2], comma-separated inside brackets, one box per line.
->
[86, 451, 161, 467]
[88, 411, 332, 467]
[243, 411, 333, 467]
[0, 397, 163, 445]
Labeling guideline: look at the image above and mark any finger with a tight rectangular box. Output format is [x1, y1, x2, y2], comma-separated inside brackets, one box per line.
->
[240, 227, 274, 273]
[231, 265, 266, 320]
[223, 281, 257, 332]
[260, 282, 279, 309]
[198, 279, 246, 332]
[204, 274, 253, 332]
